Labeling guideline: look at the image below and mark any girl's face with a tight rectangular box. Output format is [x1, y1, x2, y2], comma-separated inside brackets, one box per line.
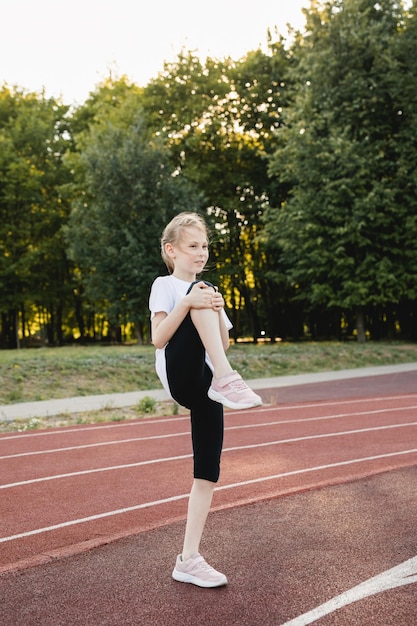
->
[167, 226, 209, 281]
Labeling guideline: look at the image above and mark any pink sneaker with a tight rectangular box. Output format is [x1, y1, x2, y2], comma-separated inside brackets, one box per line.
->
[208, 371, 263, 409]
[172, 553, 227, 588]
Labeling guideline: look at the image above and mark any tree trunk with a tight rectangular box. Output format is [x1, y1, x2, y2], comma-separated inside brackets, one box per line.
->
[15, 309, 20, 349]
[356, 307, 366, 343]
[134, 323, 143, 344]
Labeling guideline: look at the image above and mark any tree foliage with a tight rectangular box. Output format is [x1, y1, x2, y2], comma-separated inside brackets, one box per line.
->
[0, 86, 72, 347]
[1, 1, 416, 347]
[264, 0, 417, 340]
[142, 45, 293, 338]
[66, 82, 202, 341]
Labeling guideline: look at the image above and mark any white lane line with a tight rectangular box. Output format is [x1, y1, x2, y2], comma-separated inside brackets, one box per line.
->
[224, 421, 417, 453]
[2, 406, 416, 461]
[1, 448, 416, 544]
[217, 448, 417, 493]
[0, 431, 191, 460]
[1, 393, 416, 441]
[281, 555, 417, 625]
[0, 453, 192, 489]
[1, 421, 416, 488]
[0, 492, 190, 544]
[1, 421, 417, 489]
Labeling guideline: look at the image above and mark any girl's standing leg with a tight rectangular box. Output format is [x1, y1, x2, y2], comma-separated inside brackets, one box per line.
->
[182, 478, 215, 559]
[182, 388, 224, 559]
[166, 315, 223, 557]
[166, 312, 227, 587]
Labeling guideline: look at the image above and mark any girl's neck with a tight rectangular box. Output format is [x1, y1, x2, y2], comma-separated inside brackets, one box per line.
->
[172, 270, 197, 282]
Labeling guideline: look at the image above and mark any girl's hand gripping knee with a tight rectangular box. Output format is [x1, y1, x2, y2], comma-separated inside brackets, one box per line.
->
[211, 289, 224, 312]
[188, 282, 223, 312]
[188, 282, 215, 310]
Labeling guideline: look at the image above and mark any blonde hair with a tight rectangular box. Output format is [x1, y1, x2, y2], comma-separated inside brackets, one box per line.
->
[161, 212, 209, 273]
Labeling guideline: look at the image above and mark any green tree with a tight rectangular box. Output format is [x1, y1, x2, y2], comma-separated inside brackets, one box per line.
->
[143, 44, 293, 339]
[390, 1, 417, 338]
[66, 96, 202, 342]
[265, 0, 417, 341]
[0, 86, 72, 347]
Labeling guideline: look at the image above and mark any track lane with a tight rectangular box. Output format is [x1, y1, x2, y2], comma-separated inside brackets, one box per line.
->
[1, 395, 416, 483]
[1, 467, 415, 626]
[2, 369, 417, 626]
[1, 391, 416, 574]
[2, 446, 416, 574]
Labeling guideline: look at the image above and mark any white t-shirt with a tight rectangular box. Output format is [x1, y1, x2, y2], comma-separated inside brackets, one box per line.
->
[149, 274, 232, 397]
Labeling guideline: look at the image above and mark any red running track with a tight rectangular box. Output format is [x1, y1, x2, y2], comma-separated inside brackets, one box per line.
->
[1, 388, 417, 574]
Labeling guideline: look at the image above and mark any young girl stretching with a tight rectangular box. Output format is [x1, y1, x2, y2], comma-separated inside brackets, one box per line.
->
[149, 212, 262, 588]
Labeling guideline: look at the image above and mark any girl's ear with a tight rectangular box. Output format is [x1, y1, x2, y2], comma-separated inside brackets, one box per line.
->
[164, 242, 175, 259]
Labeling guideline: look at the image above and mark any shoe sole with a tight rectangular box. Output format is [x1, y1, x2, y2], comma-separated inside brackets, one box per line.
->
[172, 569, 228, 588]
[208, 388, 263, 410]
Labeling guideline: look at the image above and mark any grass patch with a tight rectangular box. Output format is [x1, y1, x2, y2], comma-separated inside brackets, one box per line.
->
[0, 341, 416, 406]
[227, 341, 417, 379]
[0, 400, 179, 433]
[0, 344, 159, 404]
[136, 396, 158, 414]
[0, 341, 416, 432]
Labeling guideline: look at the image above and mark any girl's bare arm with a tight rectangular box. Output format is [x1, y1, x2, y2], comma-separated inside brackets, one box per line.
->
[151, 282, 221, 349]
[151, 301, 190, 349]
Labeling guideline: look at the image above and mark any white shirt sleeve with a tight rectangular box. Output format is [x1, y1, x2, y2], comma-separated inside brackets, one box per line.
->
[149, 276, 177, 319]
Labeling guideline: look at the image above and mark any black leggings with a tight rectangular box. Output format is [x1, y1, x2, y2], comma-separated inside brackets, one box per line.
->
[165, 282, 224, 483]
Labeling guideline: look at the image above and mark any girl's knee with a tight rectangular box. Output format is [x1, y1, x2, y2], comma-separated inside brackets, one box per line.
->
[186, 280, 215, 295]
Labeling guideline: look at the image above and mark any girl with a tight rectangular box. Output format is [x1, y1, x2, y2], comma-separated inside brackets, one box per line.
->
[149, 212, 262, 588]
